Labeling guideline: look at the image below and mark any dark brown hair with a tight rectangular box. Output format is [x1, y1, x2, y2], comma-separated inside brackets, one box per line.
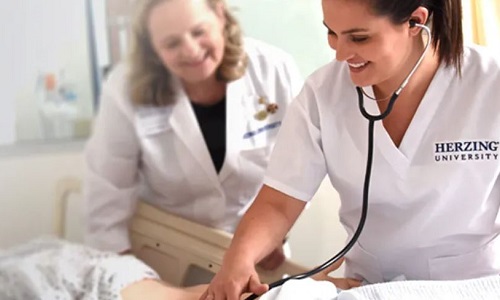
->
[366, 0, 463, 73]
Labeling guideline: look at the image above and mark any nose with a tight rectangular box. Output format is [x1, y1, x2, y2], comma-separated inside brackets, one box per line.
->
[181, 36, 201, 59]
[334, 40, 354, 62]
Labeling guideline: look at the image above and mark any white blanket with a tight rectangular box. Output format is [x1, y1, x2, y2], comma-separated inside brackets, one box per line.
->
[259, 278, 338, 300]
[259, 275, 500, 300]
[0, 237, 159, 300]
[341, 275, 500, 300]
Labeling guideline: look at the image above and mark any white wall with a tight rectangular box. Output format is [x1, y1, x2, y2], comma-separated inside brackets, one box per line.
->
[1, 2, 20, 145]
[229, 0, 333, 77]
[0, 149, 84, 247]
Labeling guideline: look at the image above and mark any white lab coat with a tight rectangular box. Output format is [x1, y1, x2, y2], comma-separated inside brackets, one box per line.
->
[264, 45, 500, 282]
[84, 38, 303, 252]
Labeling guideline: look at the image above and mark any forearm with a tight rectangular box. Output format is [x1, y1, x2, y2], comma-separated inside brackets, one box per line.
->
[121, 280, 206, 300]
[224, 185, 306, 265]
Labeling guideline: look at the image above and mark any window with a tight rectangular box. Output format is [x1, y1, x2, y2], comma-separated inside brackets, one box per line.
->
[462, 0, 500, 50]
[4, 0, 134, 146]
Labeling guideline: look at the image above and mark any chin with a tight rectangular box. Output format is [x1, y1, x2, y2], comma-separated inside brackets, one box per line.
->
[183, 72, 215, 84]
[349, 75, 374, 88]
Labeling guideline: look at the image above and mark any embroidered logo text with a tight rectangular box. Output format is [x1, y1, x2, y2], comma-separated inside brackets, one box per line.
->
[434, 140, 499, 162]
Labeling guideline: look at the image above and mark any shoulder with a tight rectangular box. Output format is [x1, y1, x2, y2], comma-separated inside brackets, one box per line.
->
[289, 60, 353, 119]
[462, 44, 500, 79]
[99, 62, 136, 113]
[102, 62, 132, 92]
[303, 59, 351, 96]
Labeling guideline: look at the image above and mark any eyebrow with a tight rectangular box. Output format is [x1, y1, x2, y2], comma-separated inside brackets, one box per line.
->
[160, 36, 179, 47]
[161, 22, 207, 43]
[322, 21, 369, 34]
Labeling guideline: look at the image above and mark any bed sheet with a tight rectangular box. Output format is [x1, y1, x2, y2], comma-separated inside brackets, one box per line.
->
[259, 274, 500, 300]
[0, 237, 159, 300]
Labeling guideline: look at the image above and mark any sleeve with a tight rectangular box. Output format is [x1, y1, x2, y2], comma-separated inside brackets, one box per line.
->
[264, 80, 327, 201]
[280, 52, 304, 101]
[83, 72, 141, 253]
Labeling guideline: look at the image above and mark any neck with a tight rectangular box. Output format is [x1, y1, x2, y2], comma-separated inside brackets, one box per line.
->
[182, 76, 227, 105]
[373, 43, 439, 101]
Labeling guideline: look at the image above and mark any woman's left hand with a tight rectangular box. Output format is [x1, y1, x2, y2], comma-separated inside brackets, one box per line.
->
[256, 245, 286, 271]
[311, 258, 361, 290]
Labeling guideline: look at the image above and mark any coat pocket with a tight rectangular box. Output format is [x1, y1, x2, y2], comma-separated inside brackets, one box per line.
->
[344, 241, 384, 284]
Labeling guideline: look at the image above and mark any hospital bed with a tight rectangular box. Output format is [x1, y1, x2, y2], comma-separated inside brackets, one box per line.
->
[54, 177, 308, 287]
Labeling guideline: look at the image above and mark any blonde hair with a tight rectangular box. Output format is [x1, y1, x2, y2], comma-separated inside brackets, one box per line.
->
[128, 0, 248, 106]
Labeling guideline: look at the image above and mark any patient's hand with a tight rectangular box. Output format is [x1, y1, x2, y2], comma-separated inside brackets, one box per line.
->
[119, 249, 133, 255]
[257, 245, 286, 270]
[311, 258, 361, 290]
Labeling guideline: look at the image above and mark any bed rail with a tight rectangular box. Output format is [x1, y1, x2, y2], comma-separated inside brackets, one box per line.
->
[55, 177, 308, 287]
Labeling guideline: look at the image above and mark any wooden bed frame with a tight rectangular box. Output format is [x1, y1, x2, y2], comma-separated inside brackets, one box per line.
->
[54, 177, 308, 287]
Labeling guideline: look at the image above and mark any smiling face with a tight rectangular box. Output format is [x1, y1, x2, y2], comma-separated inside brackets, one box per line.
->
[147, 0, 226, 85]
[322, 0, 415, 88]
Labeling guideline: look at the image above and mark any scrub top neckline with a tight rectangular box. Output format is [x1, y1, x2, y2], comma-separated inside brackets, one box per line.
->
[365, 63, 454, 176]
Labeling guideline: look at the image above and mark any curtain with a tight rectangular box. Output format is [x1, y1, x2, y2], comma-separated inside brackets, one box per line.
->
[462, 0, 500, 50]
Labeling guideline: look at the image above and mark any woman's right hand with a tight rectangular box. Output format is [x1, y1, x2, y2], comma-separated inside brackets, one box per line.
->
[200, 258, 268, 300]
[200, 185, 306, 299]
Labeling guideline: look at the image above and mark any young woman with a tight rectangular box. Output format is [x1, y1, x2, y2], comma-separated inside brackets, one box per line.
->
[203, 0, 500, 299]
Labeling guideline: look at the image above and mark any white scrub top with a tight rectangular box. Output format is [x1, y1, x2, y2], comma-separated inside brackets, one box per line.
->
[84, 38, 303, 252]
[265, 45, 500, 283]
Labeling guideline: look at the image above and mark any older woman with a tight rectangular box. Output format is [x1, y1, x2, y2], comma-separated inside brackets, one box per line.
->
[84, 0, 302, 271]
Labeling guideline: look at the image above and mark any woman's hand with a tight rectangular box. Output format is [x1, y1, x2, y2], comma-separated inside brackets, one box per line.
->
[256, 245, 286, 271]
[311, 258, 361, 290]
[119, 249, 133, 255]
[200, 258, 268, 300]
[200, 186, 306, 299]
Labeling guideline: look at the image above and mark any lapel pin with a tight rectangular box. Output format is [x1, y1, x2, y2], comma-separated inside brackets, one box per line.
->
[254, 97, 278, 121]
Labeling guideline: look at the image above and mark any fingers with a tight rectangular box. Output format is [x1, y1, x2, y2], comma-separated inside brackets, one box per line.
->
[322, 257, 345, 274]
[332, 277, 362, 290]
[248, 274, 268, 296]
[200, 286, 237, 300]
[347, 278, 362, 288]
[311, 257, 345, 281]
[199, 289, 209, 300]
[202, 276, 255, 300]
[206, 281, 244, 300]
[201, 258, 262, 300]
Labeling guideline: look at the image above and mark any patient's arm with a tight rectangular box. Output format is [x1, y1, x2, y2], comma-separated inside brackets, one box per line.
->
[121, 280, 207, 300]
[121, 281, 255, 300]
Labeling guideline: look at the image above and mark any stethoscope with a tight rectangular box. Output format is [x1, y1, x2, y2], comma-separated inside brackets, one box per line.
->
[245, 21, 432, 300]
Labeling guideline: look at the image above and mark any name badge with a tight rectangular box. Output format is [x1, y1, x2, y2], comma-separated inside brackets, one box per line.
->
[135, 107, 172, 136]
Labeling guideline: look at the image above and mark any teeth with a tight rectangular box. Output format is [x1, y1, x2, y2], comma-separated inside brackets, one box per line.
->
[348, 62, 367, 68]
